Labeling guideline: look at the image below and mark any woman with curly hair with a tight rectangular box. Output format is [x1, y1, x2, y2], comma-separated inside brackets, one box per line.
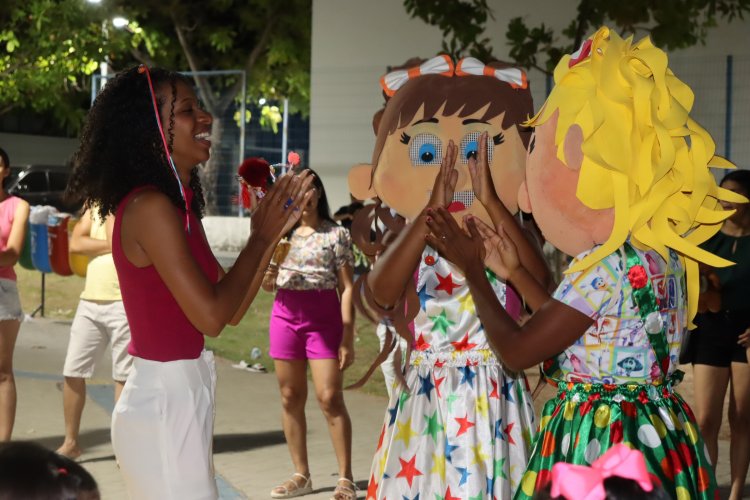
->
[66, 66, 312, 499]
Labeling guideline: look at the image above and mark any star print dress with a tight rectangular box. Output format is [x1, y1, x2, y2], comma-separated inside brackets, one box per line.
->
[367, 248, 536, 500]
[515, 244, 717, 500]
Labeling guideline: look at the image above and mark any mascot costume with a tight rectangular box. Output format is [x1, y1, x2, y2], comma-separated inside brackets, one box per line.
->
[423, 27, 745, 499]
[349, 55, 548, 499]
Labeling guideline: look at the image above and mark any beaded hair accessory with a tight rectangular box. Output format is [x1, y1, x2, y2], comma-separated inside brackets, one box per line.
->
[138, 65, 190, 232]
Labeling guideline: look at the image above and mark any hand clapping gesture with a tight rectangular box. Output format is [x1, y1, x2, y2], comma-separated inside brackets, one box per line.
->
[250, 170, 314, 244]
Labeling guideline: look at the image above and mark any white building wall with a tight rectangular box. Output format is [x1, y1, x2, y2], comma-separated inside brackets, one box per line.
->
[311, 0, 750, 211]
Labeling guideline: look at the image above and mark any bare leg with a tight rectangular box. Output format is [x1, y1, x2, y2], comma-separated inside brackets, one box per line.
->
[0, 319, 20, 441]
[728, 361, 750, 500]
[309, 358, 352, 481]
[56, 376, 86, 459]
[692, 364, 730, 467]
[272, 359, 311, 495]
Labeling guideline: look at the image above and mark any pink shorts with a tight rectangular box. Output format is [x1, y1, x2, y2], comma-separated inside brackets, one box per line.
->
[269, 289, 343, 360]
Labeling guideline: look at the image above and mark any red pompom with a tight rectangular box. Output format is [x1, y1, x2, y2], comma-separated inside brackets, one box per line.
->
[240, 184, 252, 210]
[628, 265, 648, 289]
[287, 151, 300, 166]
[238, 157, 271, 189]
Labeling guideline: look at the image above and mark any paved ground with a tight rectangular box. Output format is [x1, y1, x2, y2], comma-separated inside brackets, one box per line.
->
[13, 317, 747, 499]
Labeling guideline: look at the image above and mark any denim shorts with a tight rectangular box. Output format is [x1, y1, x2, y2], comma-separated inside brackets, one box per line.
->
[0, 278, 23, 322]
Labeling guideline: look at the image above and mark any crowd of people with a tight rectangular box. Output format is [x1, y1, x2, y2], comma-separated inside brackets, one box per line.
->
[0, 25, 749, 500]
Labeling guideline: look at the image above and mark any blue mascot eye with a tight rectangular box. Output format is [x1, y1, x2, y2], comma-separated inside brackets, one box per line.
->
[459, 131, 494, 164]
[420, 143, 436, 163]
[464, 140, 478, 160]
[408, 133, 442, 166]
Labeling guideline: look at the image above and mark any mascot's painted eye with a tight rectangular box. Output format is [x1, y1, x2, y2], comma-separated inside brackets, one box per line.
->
[408, 133, 442, 166]
[460, 131, 494, 164]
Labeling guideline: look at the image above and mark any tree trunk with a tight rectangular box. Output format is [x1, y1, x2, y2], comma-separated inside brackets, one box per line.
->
[202, 116, 224, 214]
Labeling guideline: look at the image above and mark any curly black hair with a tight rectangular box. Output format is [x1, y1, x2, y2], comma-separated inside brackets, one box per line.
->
[65, 66, 205, 221]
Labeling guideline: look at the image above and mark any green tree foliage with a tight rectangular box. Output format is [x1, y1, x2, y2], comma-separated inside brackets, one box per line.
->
[0, 0, 130, 132]
[0, 0, 310, 129]
[404, 0, 750, 72]
[2, 0, 311, 212]
[404, 0, 495, 60]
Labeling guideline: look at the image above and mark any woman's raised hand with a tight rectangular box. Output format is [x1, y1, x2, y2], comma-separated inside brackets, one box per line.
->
[471, 217, 521, 280]
[424, 207, 485, 274]
[251, 170, 314, 244]
[468, 132, 499, 208]
[426, 140, 459, 209]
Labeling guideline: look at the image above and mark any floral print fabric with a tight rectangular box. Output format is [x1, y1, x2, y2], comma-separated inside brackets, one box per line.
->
[276, 220, 353, 291]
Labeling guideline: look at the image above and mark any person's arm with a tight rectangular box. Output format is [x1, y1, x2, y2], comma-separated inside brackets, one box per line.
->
[0, 199, 30, 267]
[368, 140, 458, 308]
[470, 216, 550, 311]
[122, 172, 313, 337]
[337, 262, 355, 371]
[195, 221, 275, 326]
[425, 207, 593, 371]
[469, 132, 551, 290]
[69, 209, 110, 257]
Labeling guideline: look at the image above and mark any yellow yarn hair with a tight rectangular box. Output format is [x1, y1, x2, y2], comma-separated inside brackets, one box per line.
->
[527, 27, 747, 325]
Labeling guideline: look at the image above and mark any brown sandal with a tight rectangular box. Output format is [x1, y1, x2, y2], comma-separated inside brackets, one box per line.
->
[330, 477, 357, 500]
[270, 472, 313, 498]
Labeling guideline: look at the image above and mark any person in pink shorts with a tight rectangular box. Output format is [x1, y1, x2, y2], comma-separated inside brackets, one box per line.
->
[262, 170, 356, 500]
[0, 147, 30, 442]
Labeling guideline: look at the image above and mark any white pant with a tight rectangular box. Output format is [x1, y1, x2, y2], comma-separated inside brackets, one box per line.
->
[112, 350, 218, 500]
[376, 323, 408, 399]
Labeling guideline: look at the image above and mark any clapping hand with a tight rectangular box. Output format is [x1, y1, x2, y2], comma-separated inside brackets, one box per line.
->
[424, 207, 485, 274]
[471, 217, 522, 281]
[468, 132, 499, 208]
[426, 140, 459, 209]
[251, 170, 314, 244]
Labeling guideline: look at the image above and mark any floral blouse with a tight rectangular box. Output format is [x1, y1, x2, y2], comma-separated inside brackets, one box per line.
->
[276, 220, 353, 291]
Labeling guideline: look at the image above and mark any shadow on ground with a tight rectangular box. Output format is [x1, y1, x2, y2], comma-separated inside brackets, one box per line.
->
[213, 431, 286, 454]
[30, 428, 112, 453]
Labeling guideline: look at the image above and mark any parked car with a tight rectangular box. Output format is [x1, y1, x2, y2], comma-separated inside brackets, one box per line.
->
[7, 164, 81, 213]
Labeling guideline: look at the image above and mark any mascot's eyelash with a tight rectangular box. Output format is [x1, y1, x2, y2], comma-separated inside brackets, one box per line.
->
[400, 132, 411, 145]
[493, 133, 504, 145]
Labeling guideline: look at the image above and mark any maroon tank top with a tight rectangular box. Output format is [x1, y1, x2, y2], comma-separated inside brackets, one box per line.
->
[113, 187, 219, 361]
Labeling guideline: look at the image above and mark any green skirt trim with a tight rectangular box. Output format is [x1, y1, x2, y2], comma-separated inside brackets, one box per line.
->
[514, 381, 717, 500]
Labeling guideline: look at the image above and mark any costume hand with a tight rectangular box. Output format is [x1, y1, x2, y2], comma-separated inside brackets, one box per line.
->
[339, 341, 354, 371]
[471, 217, 521, 281]
[426, 140, 458, 209]
[468, 132, 499, 207]
[424, 207, 485, 274]
[251, 170, 313, 243]
[738, 328, 750, 349]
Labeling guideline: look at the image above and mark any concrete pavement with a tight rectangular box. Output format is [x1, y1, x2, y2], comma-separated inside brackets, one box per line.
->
[13, 317, 747, 499]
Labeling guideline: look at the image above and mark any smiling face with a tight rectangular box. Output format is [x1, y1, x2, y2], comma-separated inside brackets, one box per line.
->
[372, 104, 527, 223]
[158, 80, 213, 173]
